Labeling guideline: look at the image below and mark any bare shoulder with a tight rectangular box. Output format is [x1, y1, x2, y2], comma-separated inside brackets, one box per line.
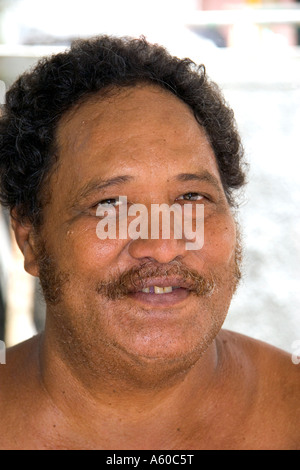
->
[0, 336, 42, 449]
[220, 329, 300, 406]
[0, 335, 39, 404]
[0, 334, 39, 379]
[220, 329, 300, 449]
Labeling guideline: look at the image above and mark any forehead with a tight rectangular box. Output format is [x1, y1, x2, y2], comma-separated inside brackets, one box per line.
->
[58, 85, 200, 152]
[54, 84, 221, 189]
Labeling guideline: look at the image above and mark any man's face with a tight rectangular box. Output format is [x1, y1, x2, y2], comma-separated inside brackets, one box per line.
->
[35, 84, 240, 372]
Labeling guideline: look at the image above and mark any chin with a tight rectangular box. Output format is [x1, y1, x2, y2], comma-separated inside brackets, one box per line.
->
[108, 332, 215, 389]
[113, 322, 218, 367]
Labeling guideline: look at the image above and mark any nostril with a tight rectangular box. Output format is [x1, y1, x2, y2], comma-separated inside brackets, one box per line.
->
[128, 238, 187, 265]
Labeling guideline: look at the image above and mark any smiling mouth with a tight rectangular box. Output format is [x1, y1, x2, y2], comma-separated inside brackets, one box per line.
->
[96, 270, 215, 303]
[128, 283, 191, 306]
[139, 286, 181, 294]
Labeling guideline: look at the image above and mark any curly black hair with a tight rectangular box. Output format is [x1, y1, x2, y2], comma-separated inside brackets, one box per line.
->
[0, 35, 246, 227]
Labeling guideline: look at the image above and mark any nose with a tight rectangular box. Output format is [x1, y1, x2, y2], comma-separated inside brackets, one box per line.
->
[125, 199, 192, 263]
[128, 237, 187, 264]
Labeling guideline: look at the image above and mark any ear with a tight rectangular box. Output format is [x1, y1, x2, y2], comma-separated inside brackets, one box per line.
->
[10, 210, 40, 278]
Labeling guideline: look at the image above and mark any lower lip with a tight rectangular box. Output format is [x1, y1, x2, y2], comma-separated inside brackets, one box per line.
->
[128, 288, 190, 306]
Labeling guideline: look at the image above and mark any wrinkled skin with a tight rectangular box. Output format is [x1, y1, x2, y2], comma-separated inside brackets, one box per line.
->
[0, 85, 299, 450]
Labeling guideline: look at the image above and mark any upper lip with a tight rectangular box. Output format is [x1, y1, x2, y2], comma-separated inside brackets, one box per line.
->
[128, 277, 194, 293]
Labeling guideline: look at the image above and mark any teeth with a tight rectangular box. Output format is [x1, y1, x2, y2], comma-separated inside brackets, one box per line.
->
[154, 286, 164, 294]
[141, 287, 150, 293]
[162, 286, 173, 294]
[141, 286, 175, 294]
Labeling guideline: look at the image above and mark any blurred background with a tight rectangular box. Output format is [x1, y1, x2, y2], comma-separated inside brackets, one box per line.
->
[0, 0, 299, 352]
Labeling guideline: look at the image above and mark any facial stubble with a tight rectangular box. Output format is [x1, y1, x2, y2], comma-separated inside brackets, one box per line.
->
[33, 228, 242, 386]
[35, 237, 242, 306]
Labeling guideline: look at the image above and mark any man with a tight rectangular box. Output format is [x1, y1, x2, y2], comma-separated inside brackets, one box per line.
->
[0, 36, 298, 450]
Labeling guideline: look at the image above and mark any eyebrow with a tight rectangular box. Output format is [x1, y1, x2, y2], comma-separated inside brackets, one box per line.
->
[71, 170, 222, 209]
[174, 171, 222, 193]
[70, 175, 134, 208]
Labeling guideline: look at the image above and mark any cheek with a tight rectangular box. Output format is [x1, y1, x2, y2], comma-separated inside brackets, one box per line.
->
[202, 214, 236, 266]
[53, 223, 123, 277]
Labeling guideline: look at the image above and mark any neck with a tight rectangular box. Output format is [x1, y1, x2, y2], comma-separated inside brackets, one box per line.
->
[37, 324, 223, 447]
[40, 325, 220, 395]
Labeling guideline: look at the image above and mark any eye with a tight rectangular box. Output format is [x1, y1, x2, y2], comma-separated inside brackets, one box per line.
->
[93, 197, 123, 218]
[176, 192, 204, 202]
[97, 198, 120, 208]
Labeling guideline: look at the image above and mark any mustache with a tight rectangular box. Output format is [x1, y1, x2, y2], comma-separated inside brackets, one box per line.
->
[96, 261, 217, 300]
[35, 228, 242, 305]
